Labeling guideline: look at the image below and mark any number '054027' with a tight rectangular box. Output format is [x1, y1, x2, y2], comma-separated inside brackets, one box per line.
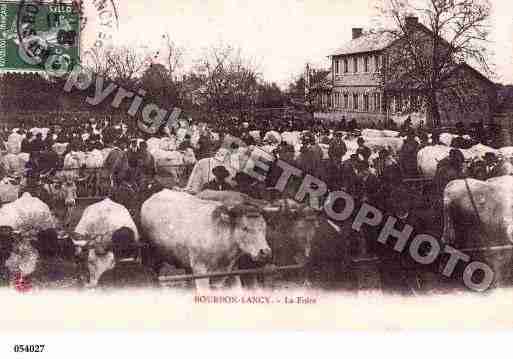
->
[13, 344, 45, 353]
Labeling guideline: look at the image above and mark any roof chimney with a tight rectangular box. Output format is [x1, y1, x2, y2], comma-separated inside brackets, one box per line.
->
[352, 28, 363, 40]
[405, 16, 419, 28]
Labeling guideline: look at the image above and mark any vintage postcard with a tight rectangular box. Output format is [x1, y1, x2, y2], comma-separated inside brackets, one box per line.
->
[0, 0, 512, 337]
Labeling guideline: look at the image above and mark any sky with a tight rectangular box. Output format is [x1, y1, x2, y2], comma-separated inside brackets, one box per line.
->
[82, 0, 513, 88]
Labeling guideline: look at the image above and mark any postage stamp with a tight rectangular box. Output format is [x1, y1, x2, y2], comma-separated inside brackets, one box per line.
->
[0, 0, 80, 71]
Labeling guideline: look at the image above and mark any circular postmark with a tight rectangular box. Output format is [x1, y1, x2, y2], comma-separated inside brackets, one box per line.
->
[15, 0, 119, 72]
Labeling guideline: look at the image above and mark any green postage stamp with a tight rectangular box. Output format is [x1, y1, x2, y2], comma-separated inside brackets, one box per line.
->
[0, 1, 80, 71]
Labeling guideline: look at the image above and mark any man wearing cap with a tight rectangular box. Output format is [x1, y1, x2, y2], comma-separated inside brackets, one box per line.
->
[202, 166, 233, 191]
[356, 137, 371, 163]
[97, 227, 157, 289]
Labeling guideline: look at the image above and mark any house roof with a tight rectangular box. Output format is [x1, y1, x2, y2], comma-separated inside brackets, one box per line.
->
[329, 32, 396, 57]
[448, 63, 496, 87]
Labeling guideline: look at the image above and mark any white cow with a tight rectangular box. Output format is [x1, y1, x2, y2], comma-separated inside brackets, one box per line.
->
[74, 198, 140, 286]
[0, 192, 57, 235]
[0, 177, 20, 204]
[417, 145, 453, 179]
[75, 198, 140, 243]
[141, 190, 270, 290]
[2, 153, 27, 176]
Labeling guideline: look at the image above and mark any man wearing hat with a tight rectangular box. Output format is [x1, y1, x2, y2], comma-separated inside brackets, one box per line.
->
[355, 160, 383, 208]
[202, 166, 233, 191]
[375, 189, 438, 295]
[399, 131, 420, 177]
[322, 137, 347, 191]
[482, 152, 513, 179]
[340, 154, 360, 196]
[451, 123, 475, 149]
[97, 227, 157, 289]
[433, 148, 465, 209]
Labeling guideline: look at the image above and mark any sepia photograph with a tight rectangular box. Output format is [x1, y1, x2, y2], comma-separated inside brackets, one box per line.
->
[0, 0, 512, 338]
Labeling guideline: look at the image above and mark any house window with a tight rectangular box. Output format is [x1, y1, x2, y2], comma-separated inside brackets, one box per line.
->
[344, 58, 348, 73]
[353, 57, 358, 73]
[395, 95, 403, 113]
[353, 93, 359, 110]
[364, 57, 369, 73]
[374, 93, 381, 113]
[334, 59, 339, 74]
[374, 55, 380, 72]
[364, 94, 369, 111]
[344, 93, 349, 108]
[411, 95, 418, 111]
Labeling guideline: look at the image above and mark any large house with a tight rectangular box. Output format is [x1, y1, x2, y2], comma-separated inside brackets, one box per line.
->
[313, 16, 498, 128]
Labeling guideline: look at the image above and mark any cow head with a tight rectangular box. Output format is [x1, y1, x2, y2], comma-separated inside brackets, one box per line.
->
[213, 204, 271, 263]
[70, 233, 114, 287]
[262, 200, 320, 265]
[86, 243, 115, 287]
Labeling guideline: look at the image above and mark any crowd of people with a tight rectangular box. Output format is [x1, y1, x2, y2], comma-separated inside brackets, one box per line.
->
[0, 112, 507, 291]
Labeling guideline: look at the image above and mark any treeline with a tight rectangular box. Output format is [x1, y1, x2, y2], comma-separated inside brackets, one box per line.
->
[0, 43, 294, 124]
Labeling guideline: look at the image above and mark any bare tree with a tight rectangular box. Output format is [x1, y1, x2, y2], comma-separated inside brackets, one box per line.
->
[83, 47, 113, 78]
[193, 44, 261, 120]
[83, 45, 155, 86]
[162, 33, 185, 81]
[375, 0, 493, 125]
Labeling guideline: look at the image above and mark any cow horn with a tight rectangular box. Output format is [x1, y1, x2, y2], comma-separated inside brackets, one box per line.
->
[71, 239, 89, 247]
[261, 206, 280, 213]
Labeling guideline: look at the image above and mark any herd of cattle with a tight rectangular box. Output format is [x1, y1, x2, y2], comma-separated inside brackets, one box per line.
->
[1, 189, 318, 291]
[2, 125, 513, 292]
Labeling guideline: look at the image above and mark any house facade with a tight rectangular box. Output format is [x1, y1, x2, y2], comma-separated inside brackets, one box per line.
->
[313, 17, 497, 128]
